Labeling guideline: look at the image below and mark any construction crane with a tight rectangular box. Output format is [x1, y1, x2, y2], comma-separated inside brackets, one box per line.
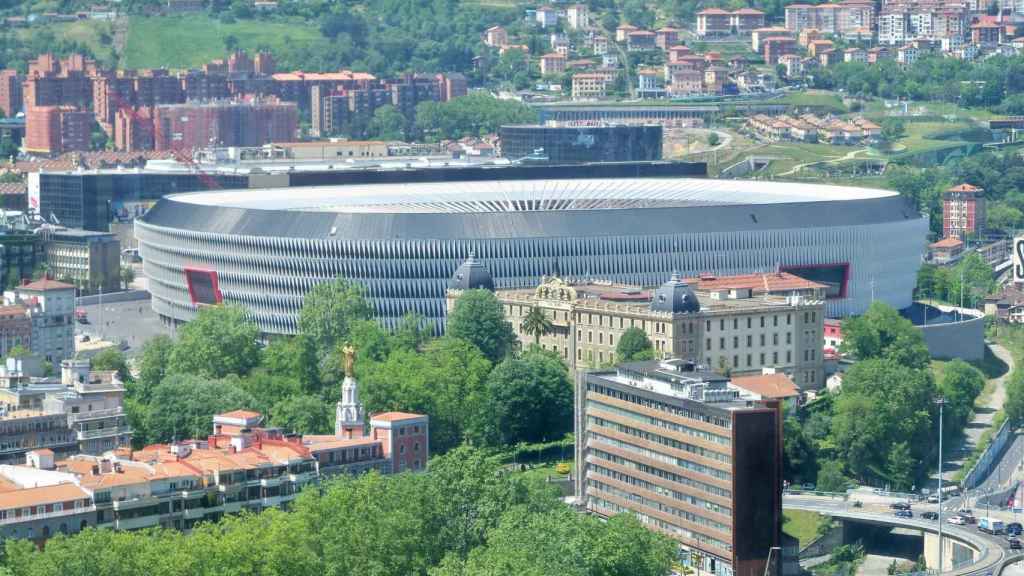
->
[106, 89, 221, 190]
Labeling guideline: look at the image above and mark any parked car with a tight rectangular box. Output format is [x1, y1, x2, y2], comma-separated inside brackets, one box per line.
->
[927, 495, 940, 504]
[948, 516, 967, 525]
[1008, 522, 1023, 536]
[895, 510, 913, 518]
[921, 512, 939, 520]
[1010, 538, 1022, 550]
[801, 483, 815, 491]
[890, 502, 912, 510]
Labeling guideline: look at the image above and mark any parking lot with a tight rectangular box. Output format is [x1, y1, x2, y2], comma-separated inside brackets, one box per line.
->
[75, 297, 168, 356]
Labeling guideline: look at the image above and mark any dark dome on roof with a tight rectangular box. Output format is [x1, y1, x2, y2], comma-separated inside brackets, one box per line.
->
[650, 272, 700, 314]
[449, 253, 494, 291]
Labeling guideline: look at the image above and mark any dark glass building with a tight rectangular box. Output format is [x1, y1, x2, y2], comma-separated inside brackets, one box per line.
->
[499, 124, 663, 163]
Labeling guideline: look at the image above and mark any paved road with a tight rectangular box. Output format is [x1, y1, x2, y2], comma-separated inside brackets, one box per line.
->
[934, 344, 1015, 487]
[785, 494, 1009, 575]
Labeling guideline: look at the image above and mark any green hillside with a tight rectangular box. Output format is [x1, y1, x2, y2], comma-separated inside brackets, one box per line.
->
[123, 15, 323, 70]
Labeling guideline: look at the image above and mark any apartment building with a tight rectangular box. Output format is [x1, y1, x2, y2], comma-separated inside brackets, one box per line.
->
[567, 4, 589, 29]
[575, 358, 782, 576]
[4, 279, 74, 366]
[0, 357, 131, 464]
[40, 228, 120, 294]
[0, 306, 30, 359]
[0, 360, 427, 545]
[572, 73, 608, 100]
[627, 30, 658, 51]
[785, 1, 875, 36]
[482, 272, 826, 389]
[943, 183, 986, 240]
[24, 106, 91, 156]
[540, 53, 568, 76]
[485, 26, 509, 47]
[0, 70, 23, 117]
[763, 37, 798, 65]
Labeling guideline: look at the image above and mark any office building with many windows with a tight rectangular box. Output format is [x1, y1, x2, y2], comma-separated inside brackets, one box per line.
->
[576, 359, 782, 576]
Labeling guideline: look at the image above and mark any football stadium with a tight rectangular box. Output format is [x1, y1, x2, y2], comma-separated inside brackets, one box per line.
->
[135, 178, 929, 334]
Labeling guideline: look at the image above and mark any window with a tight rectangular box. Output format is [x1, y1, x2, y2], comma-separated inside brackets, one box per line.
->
[619, 317, 624, 328]
[400, 445, 405, 454]
[787, 314, 792, 325]
[746, 354, 751, 367]
[786, 333, 792, 345]
[760, 353, 765, 364]
[599, 351, 604, 363]
[746, 335, 752, 347]
[760, 316, 765, 328]
[759, 334, 765, 346]
[733, 318, 738, 329]
[609, 334, 614, 346]
[773, 352, 778, 364]
[598, 332, 603, 344]
[706, 320, 711, 331]
[733, 336, 738, 348]
[588, 331, 593, 343]
[746, 317, 752, 329]
[577, 349, 582, 360]
[787, 351, 792, 363]
[773, 334, 778, 346]
[719, 319, 725, 330]
[732, 355, 738, 368]
[719, 337, 725, 349]
[706, 338, 711, 350]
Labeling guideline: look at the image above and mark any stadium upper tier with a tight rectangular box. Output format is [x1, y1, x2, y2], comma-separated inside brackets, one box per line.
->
[136, 177, 928, 334]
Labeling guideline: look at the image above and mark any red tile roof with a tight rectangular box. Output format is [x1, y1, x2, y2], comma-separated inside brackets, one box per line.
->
[685, 272, 826, 293]
[731, 373, 800, 399]
[930, 237, 964, 249]
[0, 182, 25, 196]
[371, 411, 426, 422]
[947, 183, 982, 192]
[216, 409, 263, 420]
[19, 278, 75, 291]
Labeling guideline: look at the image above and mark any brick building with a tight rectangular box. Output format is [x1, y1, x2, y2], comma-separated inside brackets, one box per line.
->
[152, 100, 298, 151]
[943, 183, 986, 240]
[0, 70, 23, 117]
[24, 106, 91, 156]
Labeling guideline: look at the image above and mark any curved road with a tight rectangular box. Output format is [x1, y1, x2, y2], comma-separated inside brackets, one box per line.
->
[785, 494, 1011, 575]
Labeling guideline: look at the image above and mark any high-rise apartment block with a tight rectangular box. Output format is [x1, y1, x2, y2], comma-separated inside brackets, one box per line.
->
[24, 106, 91, 156]
[152, 100, 298, 151]
[4, 279, 75, 366]
[785, 0, 876, 37]
[943, 183, 986, 240]
[575, 359, 782, 576]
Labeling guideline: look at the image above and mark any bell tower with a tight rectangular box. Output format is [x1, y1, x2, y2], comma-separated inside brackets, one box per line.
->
[336, 343, 365, 439]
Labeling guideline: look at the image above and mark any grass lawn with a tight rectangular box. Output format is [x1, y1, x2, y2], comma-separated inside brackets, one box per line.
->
[123, 15, 323, 69]
[13, 20, 118, 67]
[783, 509, 823, 548]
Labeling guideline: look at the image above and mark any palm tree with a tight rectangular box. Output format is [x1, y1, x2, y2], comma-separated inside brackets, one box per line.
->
[520, 306, 553, 346]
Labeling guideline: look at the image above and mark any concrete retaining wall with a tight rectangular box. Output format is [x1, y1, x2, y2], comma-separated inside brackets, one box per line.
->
[76, 290, 150, 306]
[916, 305, 985, 361]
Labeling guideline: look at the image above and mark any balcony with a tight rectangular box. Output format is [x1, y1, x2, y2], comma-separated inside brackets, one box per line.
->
[70, 407, 124, 422]
[184, 505, 218, 520]
[115, 514, 161, 531]
[259, 476, 283, 488]
[112, 495, 159, 510]
[77, 427, 131, 441]
[0, 505, 95, 526]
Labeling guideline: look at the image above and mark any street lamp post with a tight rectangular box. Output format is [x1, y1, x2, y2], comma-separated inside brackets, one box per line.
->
[936, 396, 946, 574]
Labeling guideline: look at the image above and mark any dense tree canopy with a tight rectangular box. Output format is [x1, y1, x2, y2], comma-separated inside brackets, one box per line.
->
[2, 447, 676, 576]
[298, 278, 374, 359]
[415, 93, 537, 141]
[143, 374, 256, 443]
[476, 349, 574, 447]
[616, 327, 655, 363]
[839, 302, 930, 370]
[446, 289, 517, 364]
[167, 304, 262, 379]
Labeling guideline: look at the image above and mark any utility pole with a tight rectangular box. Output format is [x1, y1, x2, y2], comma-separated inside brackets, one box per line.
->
[936, 396, 946, 574]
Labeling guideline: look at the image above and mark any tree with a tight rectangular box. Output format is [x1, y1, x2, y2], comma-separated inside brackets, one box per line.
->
[519, 306, 552, 346]
[886, 441, 915, 491]
[262, 335, 320, 392]
[784, 415, 817, 484]
[1005, 368, 1024, 426]
[938, 359, 985, 436]
[987, 202, 1024, 233]
[367, 104, 406, 140]
[616, 327, 654, 362]
[298, 278, 373, 357]
[446, 289, 516, 364]
[361, 337, 492, 453]
[119, 265, 135, 290]
[816, 459, 847, 492]
[829, 359, 936, 483]
[135, 335, 174, 403]
[89, 348, 131, 383]
[270, 394, 334, 435]
[881, 118, 906, 142]
[167, 304, 261, 379]
[707, 132, 720, 147]
[144, 374, 256, 443]
[840, 301, 930, 370]
[223, 34, 239, 52]
[474, 349, 573, 447]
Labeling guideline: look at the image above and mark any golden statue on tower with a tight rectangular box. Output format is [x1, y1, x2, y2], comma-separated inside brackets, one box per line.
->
[343, 342, 356, 378]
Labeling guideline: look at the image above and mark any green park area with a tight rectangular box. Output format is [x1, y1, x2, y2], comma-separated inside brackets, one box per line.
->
[123, 15, 323, 69]
[783, 510, 824, 548]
